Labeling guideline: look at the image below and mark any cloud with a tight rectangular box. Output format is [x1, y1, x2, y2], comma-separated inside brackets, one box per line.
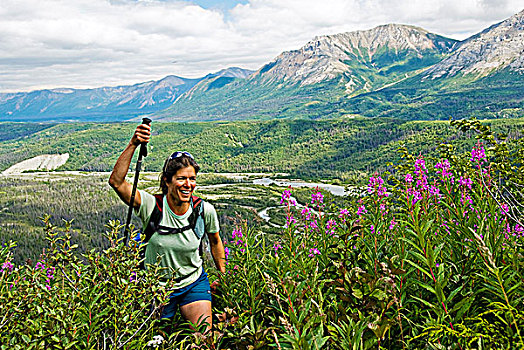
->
[0, 0, 522, 92]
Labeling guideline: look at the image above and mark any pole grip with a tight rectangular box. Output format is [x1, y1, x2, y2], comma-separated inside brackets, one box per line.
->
[140, 118, 151, 157]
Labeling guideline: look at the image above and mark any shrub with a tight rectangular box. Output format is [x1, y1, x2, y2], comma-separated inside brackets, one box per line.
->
[0, 219, 174, 349]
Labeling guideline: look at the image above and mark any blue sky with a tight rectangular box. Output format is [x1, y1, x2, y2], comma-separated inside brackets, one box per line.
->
[191, 0, 248, 10]
[0, 0, 522, 92]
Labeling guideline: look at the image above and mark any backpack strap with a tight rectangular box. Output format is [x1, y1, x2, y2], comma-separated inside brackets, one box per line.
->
[143, 195, 205, 241]
[142, 194, 163, 244]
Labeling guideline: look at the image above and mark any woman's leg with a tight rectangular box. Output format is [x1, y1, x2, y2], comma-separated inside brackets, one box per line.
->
[179, 300, 212, 333]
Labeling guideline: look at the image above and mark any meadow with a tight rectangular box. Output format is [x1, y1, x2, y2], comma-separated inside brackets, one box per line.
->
[0, 118, 523, 349]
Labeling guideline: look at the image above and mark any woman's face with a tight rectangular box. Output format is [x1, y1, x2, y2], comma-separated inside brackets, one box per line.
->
[165, 166, 196, 205]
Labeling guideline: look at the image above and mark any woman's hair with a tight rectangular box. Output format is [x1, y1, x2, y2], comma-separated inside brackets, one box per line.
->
[159, 152, 200, 195]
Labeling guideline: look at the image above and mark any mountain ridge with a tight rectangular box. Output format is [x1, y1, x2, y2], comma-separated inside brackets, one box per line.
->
[1, 10, 523, 122]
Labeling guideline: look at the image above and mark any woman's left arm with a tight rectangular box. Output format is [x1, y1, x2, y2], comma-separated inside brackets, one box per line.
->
[207, 231, 226, 273]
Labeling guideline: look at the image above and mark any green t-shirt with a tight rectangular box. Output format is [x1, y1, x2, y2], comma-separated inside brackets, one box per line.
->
[136, 190, 220, 288]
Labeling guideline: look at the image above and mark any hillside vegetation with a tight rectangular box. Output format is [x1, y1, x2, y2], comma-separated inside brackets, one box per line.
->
[1, 119, 523, 349]
[2, 118, 524, 181]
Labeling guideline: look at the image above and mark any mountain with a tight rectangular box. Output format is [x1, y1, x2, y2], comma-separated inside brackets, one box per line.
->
[1, 10, 523, 123]
[422, 9, 524, 80]
[155, 24, 458, 122]
[343, 9, 524, 120]
[255, 24, 457, 90]
[0, 68, 253, 122]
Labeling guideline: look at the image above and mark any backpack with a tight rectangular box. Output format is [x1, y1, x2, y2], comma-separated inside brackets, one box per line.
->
[136, 194, 206, 268]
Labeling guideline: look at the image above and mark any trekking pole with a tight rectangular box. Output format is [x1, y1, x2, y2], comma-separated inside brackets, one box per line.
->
[124, 117, 152, 245]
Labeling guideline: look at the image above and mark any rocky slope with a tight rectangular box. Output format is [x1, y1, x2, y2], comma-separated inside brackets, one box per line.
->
[422, 9, 524, 79]
[253, 24, 457, 89]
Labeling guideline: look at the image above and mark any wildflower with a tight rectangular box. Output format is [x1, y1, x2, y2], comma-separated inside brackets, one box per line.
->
[232, 228, 242, 240]
[301, 206, 312, 221]
[273, 243, 282, 257]
[280, 189, 296, 206]
[224, 246, 230, 260]
[500, 203, 509, 215]
[130, 271, 137, 282]
[1, 261, 13, 273]
[311, 190, 324, 205]
[338, 208, 349, 219]
[368, 174, 388, 197]
[435, 159, 452, 178]
[286, 214, 297, 228]
[405, 173, 413, 183]
[389, 219, 397, 230]
[414, 157, 427, 175]
[308, 248, 320, 257]
[410, 190, 423, 205]
[356, 205, 367, 217]
[429, 185, 440, 198]
[147, 335, 165, 348]
[470, 142, 487, 163]
[458, 176, 473, 190]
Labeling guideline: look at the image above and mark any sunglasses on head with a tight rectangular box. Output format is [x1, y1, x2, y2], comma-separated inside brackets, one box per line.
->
[168, 151, 194, 160]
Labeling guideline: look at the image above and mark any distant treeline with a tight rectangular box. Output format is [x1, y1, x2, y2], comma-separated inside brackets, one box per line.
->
[1, 117, 523, 181]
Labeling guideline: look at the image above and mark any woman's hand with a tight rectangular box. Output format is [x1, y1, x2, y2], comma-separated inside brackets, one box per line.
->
[130, 123, 151, 146]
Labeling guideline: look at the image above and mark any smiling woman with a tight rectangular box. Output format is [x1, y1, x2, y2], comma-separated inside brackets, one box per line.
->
[108, 122, 226, 338]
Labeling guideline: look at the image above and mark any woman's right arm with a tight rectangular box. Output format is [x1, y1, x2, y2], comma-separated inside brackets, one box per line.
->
[108, 124, 151, 208]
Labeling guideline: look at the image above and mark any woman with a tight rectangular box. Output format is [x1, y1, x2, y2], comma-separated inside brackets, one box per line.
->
[109, 122, 225, 332]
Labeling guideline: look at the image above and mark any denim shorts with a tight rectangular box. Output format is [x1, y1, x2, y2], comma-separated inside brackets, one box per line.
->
[161, 270, 212, 319]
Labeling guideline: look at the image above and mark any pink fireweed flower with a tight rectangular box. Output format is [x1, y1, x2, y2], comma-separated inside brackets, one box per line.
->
[46, 267, 55, 280]
[281, 189, 296, 206]
[435, 159, 452, 179]
[224, 247, 230, 260]
[458, 176, 473, 190]
[311, 190, 324, 204]
[286, 214, 297, 228]
[326, 219, 337, 230]
[308, 248, 321, 257]
[1, 261, 13, 273]
[405, 173, 413, 183]
[357, 205, 367, 217]
[461, 192, 473, 205]
[409, 189, 423, 205]
[470, 142, 487, 164]
[500, 203, 510, 215]
[301, 206, 313, 221]
[389, 219, 397, 230]
[367, 174, 388, 197]
[339, 208, 349, 219]
[273, 242, 282, 257]
[515, 224, 524, 238]
[429, 185, 441, 198]
[232, 228, 242, 240]
[414, 157, 429, 191]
